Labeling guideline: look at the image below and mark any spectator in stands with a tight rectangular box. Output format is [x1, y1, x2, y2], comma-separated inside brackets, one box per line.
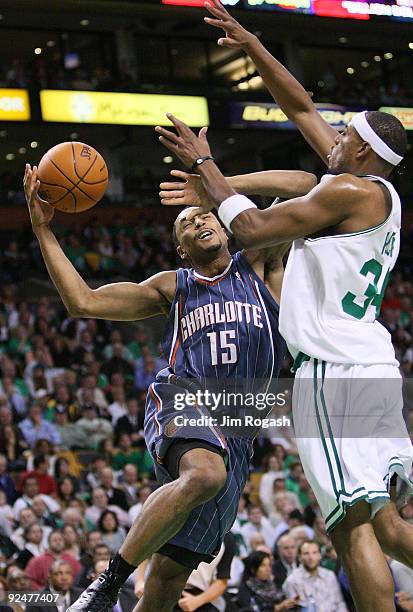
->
[11, 507, 44, 549]
[259, 454, 286, 515]
[273, 534, 298, 589]
[172, 531, 237, 612]
[274, 510, 314, 542]
[98, 510, 126, 554]
[53, 406, 88, 450]
[134, 350, 162, 392]
[85, 488, 128, 529]
[114, 397, 144, 446]
[0, 454, 17, 504]
[107, 386, 127, 424]
[0, 490, 14, 533]
[112, 433, 143, 472]
[284, 540, 348, 611]
[56, 477, 77, 510]
[13, 476, 59, 520]
[103, 330, 133, 362]
[101, 343, 134, 381]
[128, 485, 153, 524]
[0, 418, 28, 470]
[19, 404, 61, 449]
[241, 505, 277, 552]
[77, 543, 111, 590]
[31, 495, 59, 529]
[76, 374, 108, 413]
[6, 566, 31, 597]
[61, 508, 88, 541]
[117, 464, 139, 508]
[75, 403, 112, 449]
[26, 559, 82, 612]
[0, 375, 26, 418]
[22, 454, 57, 497]
[62, 525, 81, 561]
[15, 522, 46, 569]
[99, 467, 128, 511]
[237, 551, 298, 612]
[25, 529, 81, 591]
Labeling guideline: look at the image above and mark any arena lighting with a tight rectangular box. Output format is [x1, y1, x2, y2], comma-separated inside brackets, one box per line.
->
[0, 89, 30, 121]
[162, 0, 240, 6]
[34, 48, 42, 55]
[30, 141, 39, 148]
[40, 90, 209, 127]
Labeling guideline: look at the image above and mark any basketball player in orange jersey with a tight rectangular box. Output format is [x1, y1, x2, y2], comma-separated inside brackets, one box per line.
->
[23, 163, 315, 612]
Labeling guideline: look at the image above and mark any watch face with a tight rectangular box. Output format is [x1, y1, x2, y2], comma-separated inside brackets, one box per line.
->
[197, 158, 203, 164]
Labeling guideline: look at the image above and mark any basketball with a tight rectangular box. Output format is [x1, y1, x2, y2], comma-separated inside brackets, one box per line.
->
[37, 142, 109, 213]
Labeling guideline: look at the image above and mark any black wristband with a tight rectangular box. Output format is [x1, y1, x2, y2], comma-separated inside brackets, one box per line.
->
[191, 156, 214, 171]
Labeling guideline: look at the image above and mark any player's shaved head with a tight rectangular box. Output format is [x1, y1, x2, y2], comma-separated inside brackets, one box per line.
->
[173, 207, 199, 247]
[365, 111, 407, 160]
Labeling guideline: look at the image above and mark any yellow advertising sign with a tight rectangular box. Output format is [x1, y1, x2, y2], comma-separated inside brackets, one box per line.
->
[40, 90, 209, 127]
[0, 89, 30, 121]
[380, 107, 413, 130]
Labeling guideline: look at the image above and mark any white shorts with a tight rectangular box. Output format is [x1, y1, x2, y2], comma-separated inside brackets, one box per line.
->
[293, 358, 413, 533]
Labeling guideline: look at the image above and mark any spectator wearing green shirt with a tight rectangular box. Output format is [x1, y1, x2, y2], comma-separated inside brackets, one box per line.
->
[112, 433, 153, 475]
[285, 461, 304, 497]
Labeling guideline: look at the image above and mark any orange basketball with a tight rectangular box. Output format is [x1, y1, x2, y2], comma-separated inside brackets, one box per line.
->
[37, 142, 109, 213]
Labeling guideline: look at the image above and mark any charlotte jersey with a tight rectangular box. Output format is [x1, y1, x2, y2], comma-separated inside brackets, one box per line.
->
[280, 174, 401, 365]
[162, 251, 285, 392]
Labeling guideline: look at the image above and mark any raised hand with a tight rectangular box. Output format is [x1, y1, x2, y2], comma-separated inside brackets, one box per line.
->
[155, 114, 212, 169]
[159, 170, 210, 208]
[23, 164, 55, 234]
[204, 0, 256, 49]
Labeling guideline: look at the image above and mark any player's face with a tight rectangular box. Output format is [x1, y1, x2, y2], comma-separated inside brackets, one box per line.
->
[327, 126, 362, 174]
[175, 207, 228, 262]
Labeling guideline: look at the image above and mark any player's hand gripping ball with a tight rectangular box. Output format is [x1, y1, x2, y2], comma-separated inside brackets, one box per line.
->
[37, 142, 109, 213]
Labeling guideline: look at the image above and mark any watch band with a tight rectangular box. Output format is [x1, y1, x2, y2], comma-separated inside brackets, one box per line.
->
[191, 156, 214, 171]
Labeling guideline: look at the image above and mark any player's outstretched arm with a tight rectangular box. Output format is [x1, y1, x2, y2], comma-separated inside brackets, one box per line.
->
[159, 170, 317, 206]
[204, 0, 338, 164]
[156, 117, 365, 247]
[24, 164, 175, 321]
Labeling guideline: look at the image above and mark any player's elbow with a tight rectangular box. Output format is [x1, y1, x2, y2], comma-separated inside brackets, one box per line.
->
[67, 292, 92, 317]
[300, 172, 317, 195]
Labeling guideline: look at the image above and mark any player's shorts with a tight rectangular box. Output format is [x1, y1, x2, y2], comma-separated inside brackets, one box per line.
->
[293, 357, 413, 533]
[144, 369, 252, 568]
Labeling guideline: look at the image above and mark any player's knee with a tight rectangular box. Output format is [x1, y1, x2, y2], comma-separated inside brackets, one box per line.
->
[375, 510, 406, 552]
[180, 461, 226, 506]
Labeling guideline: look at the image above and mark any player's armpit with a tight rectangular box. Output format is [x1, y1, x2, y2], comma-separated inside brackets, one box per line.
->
[230, 174, 367, 249]
[73, 271, 176, 321]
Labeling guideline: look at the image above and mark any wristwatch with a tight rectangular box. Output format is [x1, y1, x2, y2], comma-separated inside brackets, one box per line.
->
[191, 156, 214, 171]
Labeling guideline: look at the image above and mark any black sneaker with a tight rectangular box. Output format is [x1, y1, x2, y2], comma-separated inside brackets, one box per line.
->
[66, 569, 123, 612]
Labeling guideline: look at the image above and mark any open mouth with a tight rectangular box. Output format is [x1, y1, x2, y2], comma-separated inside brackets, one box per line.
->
[197, 229, 214, 241]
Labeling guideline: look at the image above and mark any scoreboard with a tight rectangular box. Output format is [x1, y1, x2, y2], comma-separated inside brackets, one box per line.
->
[162, 0, 413, 20]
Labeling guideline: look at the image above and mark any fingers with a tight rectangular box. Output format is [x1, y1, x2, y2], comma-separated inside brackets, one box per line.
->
[204, 16, 226, 29]
[218, 37, 239, 47]
[204, 0, 229, 18]
[170, 169, 191, 180]
[159, 189, 185, 199]
[160, 197, 186, 206]
[199, 127, 208, 141]
[158, 135, 177, 154]
[166, 113, 191, 135]
[155, 125, 179, 144]
[159, 182, 185, 191]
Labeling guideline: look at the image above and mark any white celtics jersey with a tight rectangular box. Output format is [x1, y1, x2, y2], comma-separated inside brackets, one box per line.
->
[279, 174, 401, 365]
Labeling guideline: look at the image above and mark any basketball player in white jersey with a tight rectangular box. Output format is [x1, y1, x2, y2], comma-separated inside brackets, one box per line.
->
[155, 5, 413, 610]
